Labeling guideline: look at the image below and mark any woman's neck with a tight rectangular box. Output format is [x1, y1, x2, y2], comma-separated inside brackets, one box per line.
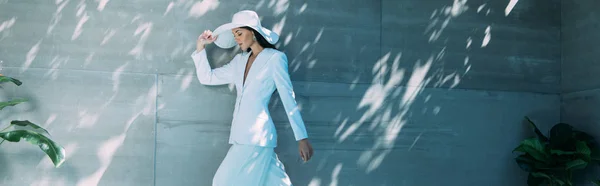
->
[249, 44, 264, 56]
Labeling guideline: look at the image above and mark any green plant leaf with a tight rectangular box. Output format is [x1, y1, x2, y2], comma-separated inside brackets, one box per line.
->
[550, 149, 578, 155]
[0, 98, 27, 110]
[0, 76, 22, 86]
[514, 138, 549, 162]
[565, 159, 587, 170]
[591, 180, 600, 186]
[576, 141, 592, 161]
[531, 172, 552, 179]
[516, 153, 556, 172]
[10, 120, 50, 136]
[0, 130, 65, 167]
[525, 117, 549, 142]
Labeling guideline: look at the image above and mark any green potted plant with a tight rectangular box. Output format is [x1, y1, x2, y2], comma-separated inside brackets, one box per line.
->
[0, 75, 65, 168]
[513, 116, 600, 186]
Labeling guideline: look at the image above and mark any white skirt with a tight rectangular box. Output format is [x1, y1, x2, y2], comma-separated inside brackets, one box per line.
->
[212, 143, 293, 186]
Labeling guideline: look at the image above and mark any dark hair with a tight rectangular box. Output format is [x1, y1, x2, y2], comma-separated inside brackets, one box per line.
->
[240, 26, 277, 52]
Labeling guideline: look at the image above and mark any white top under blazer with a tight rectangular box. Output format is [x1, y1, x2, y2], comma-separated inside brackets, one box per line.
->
[191, 48, 308, 147]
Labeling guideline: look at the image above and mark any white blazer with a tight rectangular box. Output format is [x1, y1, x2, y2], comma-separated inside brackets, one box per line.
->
[191, 48, 308, 147]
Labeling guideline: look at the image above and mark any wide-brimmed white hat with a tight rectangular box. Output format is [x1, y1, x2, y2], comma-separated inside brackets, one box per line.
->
[212, 10, 279, 49]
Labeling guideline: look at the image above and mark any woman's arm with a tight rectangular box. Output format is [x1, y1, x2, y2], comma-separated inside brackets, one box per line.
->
[191, 49, 238, 85]
[271, 52, 308, 141]
[190, 30, 237, 85]
[271, 52, 313, 162]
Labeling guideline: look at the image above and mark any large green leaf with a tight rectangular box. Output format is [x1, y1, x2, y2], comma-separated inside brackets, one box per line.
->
[0, 76, 22, 86]
[576, 141, 592, 161]
[514, 138, 549, 162]
[565, 159, 587, 170]
[592, 180, 600, 186]
[516, 153, 556, 172]
[525, 117, 549, 142]
[531, 172, 552, 180]
[0, 98, 27, 110]
[10, 120, 50, 136]
[0, 130, 65, 167]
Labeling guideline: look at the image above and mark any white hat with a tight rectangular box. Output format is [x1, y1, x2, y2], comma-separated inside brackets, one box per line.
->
[212, 10, 279, 49]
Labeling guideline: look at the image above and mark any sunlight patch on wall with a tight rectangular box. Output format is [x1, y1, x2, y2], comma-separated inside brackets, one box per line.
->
[101, 29, 117, 46]
[269, 0, 289, 16]
[308, 177, 321, 186]
[427, 0, 469, 43]
[44, 56, 70, 80]
[76, 134, 126, 186]
[23, 40, 42, 72]
[44, 114, 58, 127]
[77, 110, 100, 129]
[180, 71, 194, 92]
[482, 26, 491, 47]
[329, 163, 342, 186]
[402, 58, 432, 105]
[129, 22, 153, 59]
[72, 1, 89, 40]
[189, 0, 219, 18]
[112, 63, 128, 92]
[505, 0, 519, 16]
[0, 17, 16, 33]
[83, 52, 95, 68]
[449, 0, 469, 17]
[96, 0, 109, 11]
[164, 1, 175, 16]
[298, 3, 307, 14]
[272, 15, 287, 38]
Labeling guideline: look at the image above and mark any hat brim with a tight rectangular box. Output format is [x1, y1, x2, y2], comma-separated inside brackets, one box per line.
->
[212, 23, 279, 49]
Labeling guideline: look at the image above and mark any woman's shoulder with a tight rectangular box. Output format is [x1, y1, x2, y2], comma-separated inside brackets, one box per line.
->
[264, 48, 287, 59]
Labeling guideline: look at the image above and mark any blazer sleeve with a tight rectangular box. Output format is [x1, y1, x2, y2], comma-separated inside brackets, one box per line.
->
[271, 52, 308, 141]
[191, 49, 238, 85]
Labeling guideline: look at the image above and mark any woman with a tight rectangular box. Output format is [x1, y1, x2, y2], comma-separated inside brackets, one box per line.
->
[190, 10, 314, 186]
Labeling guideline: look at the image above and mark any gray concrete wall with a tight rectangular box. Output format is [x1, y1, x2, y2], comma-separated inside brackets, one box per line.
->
[0, 0, 560, 186]
[561, 0, 600, 184]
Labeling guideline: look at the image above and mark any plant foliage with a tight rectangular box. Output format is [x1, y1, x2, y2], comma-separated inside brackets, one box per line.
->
[0, 75, 65, 168]
[514, 117, 600, 186]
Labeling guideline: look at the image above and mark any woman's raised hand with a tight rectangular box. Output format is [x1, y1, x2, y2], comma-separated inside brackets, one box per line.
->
[197, 30, 217, 52]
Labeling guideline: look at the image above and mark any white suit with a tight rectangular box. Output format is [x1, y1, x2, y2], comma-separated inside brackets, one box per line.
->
[192, 48, 306, 186]
[191, 48, 308, 147]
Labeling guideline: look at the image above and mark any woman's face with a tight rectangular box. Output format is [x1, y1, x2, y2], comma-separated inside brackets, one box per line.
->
[232, 28, 254, 51]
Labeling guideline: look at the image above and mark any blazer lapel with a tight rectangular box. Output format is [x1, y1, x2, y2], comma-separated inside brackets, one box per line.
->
[242, 49, 274, 90]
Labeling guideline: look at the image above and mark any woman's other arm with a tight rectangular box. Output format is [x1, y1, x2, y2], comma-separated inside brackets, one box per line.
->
[271, 52, 313, 162]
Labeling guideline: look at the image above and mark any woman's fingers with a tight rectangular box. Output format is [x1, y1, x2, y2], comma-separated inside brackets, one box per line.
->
[300, 148, 310, 162]
[304, 151, 309, 162]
